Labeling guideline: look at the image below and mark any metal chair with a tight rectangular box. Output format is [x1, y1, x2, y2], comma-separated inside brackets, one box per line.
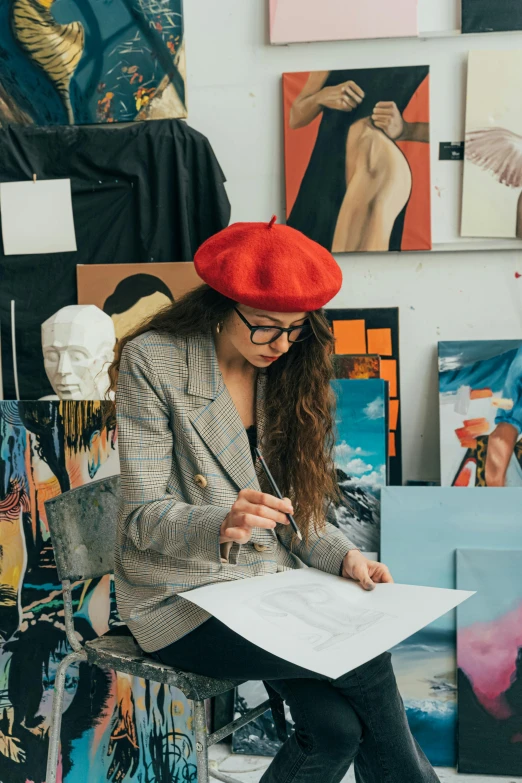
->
[44, 475, 271, 783]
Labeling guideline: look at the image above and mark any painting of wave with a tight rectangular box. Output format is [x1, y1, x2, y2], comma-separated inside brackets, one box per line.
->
[330, 379, 388, 553]
[457, 549, 522, 776]
[381, 487, 522, 767]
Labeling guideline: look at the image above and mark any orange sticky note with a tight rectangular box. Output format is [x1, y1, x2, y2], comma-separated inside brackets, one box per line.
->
[332, 320, 367, 354]
[389, 399, 399, 431]
[388, 432, 396, 458]
[380, 360, 397, 398]
[367, 328, 392, 357]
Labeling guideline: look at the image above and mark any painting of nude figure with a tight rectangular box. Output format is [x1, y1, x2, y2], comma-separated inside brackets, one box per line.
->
[283, 66, 431, 253]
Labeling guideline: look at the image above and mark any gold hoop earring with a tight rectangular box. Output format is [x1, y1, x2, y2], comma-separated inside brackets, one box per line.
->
[216, 321, 223, 334]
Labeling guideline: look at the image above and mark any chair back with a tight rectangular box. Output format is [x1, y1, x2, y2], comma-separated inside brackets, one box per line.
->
[45, 475, 120, 582]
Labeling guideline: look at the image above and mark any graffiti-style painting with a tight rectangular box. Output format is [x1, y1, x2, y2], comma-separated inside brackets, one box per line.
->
[381, 487, 522, 767]
[284, 67, 430, 253]
[0, 401, 196, 783]
[327, 308, 401, 485]
[457, 549, 522, 777]
[438, 340, 522, 487]
[0, 0, 186, 125]
[330, 379, 388, 553]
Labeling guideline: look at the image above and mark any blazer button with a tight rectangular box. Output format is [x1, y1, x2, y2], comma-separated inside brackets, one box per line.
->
[194, 474, 208, 489]
[254, 543, 269, 553]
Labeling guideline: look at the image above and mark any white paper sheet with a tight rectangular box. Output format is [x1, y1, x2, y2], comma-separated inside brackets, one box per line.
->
[179, 569, 473, 678]
[0, 179, 77, 255]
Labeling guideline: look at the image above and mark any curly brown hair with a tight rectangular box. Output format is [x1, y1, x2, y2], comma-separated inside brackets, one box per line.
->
[107, 284, 339, 539]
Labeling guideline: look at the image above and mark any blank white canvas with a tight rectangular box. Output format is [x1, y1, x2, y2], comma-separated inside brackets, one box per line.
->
[180, 568, 472, 678]
[461, 51, 522, 238]
[0, 179, 77, 255]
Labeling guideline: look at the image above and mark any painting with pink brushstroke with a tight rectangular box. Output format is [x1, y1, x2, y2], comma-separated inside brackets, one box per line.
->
[269, 0, 418, 44]
[457, 549, 522, 776]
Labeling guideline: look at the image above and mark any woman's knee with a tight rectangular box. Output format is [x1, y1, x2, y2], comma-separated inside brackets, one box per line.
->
[296, 698, 363, 761]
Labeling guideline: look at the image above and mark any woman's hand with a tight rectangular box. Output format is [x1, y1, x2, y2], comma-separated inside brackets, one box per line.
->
[318, 81, 365, 113]
[341, 550, 394, 591]
[371, 101, 404, 140]
[220, 489, 292, 544]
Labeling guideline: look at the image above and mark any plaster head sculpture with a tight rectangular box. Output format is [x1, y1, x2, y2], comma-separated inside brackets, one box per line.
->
[41, 305, 116, 400]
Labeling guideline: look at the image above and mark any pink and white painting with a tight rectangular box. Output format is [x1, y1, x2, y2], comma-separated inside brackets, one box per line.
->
[269, 0, 418, 44]
[457, 549, 522, 777]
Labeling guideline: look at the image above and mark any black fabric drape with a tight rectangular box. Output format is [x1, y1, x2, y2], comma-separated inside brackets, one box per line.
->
[0, 119, 231, 399]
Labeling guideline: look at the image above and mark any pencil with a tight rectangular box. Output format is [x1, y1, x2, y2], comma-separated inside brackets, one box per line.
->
[254, 447, 303, 541]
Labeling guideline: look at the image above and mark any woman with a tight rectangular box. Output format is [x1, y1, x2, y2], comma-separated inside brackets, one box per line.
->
[112, 218, 439, 782]
[287, 67, 429, 252]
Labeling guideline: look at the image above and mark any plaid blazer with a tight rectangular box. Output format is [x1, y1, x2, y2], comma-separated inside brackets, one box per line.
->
[115, 330, 357, 652]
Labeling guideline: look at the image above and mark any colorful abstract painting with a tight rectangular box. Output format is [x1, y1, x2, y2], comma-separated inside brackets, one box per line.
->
[333, 354, 381, 380]
[327, 308, 402, 485]
[269, 0, 418, 44]
[0, 0, 186, 125]
[462, 0, 522, 33]
[457, 549, 522, 776]
[77, 262, 201, 341]
[461, 51, 522, 238]
[284, 67, 430, 253]
[438, 340, 522, 487]
[0, 401, 196, 783]
[380, 487, 522, 767]
[330, 379, 388, 553]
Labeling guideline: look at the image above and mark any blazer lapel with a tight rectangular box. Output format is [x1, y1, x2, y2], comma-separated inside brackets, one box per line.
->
[186, 333, 261, 492]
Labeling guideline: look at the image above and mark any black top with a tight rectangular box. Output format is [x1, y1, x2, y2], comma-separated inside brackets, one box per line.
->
[287, 66, 429, 252]
[246, 424, 257, 464]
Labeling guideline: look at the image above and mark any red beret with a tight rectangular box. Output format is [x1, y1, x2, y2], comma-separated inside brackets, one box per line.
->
[194, 217, 342, 312]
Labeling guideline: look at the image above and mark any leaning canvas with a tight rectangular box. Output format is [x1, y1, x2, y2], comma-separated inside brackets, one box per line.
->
[0, 0, 186, 124]
[457, 549, 522, 777]
[330, 379, 388, 553]
[461, 51, 522, 238]
[269, 0, 418, 44]
[438, 340, 522, 487]
[284, 67, 431, 253]
[380, 487, 522, 767]
[0, 401, 196, 782]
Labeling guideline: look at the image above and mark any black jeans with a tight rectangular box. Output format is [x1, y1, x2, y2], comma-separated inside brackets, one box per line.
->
[152, 618, 440, 783]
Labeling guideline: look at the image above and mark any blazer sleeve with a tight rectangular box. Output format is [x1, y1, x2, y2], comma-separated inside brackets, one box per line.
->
[117, 341, 229, 563]
[276, 518, 358, 575]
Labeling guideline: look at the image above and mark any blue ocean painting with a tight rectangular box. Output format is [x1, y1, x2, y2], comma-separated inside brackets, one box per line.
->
[330, 379, 388, 552]
[381, 487, 522, 767]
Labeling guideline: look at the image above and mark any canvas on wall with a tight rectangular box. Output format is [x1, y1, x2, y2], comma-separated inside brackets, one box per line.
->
[462, 0, 522, 34]
[0, 0, 186, 125]
[0, 401, 196, 783]
[283, 67, 431, 253]
[330, 379, 388, 553]
[269, 0, 418, 44]
[77, 262, 201, 341]
[461, 51, 522, 238]
[457, 549, 522, 777]
[380, 487, 522, 767]
[327, 308, 402, 485]
[438, 340, 522, 487]
[333, 354, 381, 380]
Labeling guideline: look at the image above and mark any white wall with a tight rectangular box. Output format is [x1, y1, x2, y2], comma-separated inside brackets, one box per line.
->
[184, 0, 522, 483]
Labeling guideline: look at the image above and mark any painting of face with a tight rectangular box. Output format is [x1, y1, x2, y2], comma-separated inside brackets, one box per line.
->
[0, 0, 186, 124]
[284, 67, 430, 254]
[457, 549, 522, 776]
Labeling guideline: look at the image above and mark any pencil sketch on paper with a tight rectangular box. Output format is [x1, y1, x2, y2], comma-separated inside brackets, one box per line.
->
[249, 583, 394, 652]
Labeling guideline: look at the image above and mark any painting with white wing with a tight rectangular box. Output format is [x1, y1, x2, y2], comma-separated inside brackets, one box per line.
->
[462, 50, 522, 238]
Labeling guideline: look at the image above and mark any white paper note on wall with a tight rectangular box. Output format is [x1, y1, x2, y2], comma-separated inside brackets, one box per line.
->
[0, 179, 77, 255]
[179, 569, 473, 678]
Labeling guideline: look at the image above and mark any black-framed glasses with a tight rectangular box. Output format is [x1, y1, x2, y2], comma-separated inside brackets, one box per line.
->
[234, 307, 313, 345]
